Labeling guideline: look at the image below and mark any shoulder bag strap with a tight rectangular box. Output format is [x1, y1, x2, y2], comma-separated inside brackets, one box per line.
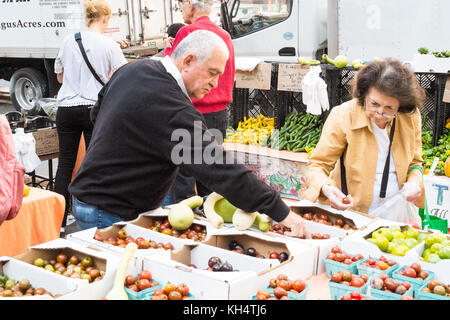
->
[340, 152, 348, 196]
[379, 117, 396, 198]
[74, 32, 105, 86]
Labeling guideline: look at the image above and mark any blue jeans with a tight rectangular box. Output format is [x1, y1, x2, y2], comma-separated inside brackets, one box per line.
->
[72, 196, 122, 230]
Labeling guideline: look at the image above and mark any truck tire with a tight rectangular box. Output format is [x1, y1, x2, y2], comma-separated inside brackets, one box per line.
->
[9, 68, 49, 114]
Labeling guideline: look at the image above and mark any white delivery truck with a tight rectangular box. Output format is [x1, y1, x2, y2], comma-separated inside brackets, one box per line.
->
[0, 0, 180, 113]
[221, 0, 450, 63]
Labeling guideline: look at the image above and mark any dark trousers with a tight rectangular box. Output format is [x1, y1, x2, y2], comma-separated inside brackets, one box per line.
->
[168, 109, 228, 204]
[54, 105, 93, 227]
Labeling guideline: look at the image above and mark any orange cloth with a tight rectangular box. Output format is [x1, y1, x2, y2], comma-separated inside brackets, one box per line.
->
[0, 187, 65, 257]
[72, 134, 86, 179]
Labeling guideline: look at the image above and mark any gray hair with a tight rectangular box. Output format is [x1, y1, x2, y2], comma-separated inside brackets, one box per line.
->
[191, 0, 213, 13]
[171, 29, 229, 64]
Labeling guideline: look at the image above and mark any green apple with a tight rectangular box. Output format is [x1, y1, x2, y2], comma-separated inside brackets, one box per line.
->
[392, 230, 405, 240]
[425, 234, 442, 248]
[393, 238, 406, 246]
[438, 246, 450, 259]
[405, 238, 419, 249]
[417, 233, 427, 243]
[422, 248, 433, 258]
[391, 245, 410, 256]
[405, 227, 419, 240]
[374, 237, 389, 252]
[388, 225, 401, 232]
[424, 253, 441, 263]
[430, 243, 445, 253]
[387, 242, 396, 254]
[436, 232, 447, 243]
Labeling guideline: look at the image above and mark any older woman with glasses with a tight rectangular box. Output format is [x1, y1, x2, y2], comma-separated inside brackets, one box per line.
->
[300, 58, 426, 215]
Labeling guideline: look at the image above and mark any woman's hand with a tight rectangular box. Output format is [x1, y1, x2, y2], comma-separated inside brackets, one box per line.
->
[279, 211, 312, 239]
[402, 181, 422, 202]
[321, 184, 354, 210]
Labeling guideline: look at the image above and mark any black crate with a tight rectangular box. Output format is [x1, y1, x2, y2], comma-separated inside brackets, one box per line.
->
[230, 63, 449, 146]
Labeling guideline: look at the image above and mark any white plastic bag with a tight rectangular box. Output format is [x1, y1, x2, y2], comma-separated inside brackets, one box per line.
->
[370, 191, 422, 229]
[12, 128, 41, 173]
[302, 66, 329, 115]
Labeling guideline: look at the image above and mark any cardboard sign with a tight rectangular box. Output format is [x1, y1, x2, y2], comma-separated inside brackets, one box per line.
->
[277, 64, 310, 92]
[423, 175, 450, 224]
[235, 62, 272, 90]
[32, 127, 59, 156]
[443, 76, 450, 103]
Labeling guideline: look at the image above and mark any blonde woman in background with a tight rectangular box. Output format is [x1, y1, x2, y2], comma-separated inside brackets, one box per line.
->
[54, 0, 127, 235]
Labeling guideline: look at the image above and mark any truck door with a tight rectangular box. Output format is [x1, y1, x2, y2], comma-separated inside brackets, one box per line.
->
[107, 0, 134, 44]
[137, 0, 170, 41]
[224, 0, 298, 62]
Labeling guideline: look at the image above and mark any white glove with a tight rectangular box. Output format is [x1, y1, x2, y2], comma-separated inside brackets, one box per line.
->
[321, 184, 354, 210]
[402, 181, 422, 202]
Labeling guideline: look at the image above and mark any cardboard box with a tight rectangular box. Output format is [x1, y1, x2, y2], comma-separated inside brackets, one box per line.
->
[31, 127, 59, 156]
[0, 256, 77, 300]
[13, 238, 121, 300]
[145, 243, 265, 299]
[284, 199, 377, 233]
[412, 53, 450, 73]
[126, 208, 214, 244]
[65, 222, 178, 264]
[203, 231, 317, 281]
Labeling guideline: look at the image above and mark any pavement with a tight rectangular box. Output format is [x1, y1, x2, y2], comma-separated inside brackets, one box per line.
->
[1, 79, 80, 237]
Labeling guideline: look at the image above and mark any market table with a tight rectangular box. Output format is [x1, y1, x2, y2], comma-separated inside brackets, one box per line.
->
[0, 187, 65, 257]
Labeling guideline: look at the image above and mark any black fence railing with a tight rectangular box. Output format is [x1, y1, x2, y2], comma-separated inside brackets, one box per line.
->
[228, 64, 450, 146]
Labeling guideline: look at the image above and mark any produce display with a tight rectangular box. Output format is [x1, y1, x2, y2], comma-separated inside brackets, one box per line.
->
[340, 291, 374, 300]
[326, 246, 364, 265]
[422, 119, 450, 176]
[330, 270, 368, 288]
[203, 192, 271, 232]
[267, 113, 323, 153]
[124, 270, 159, 293]
[225, 114, 275, 145]
[227, 239, 290, 262]
[366, 226, 421, 256]
[417, 47, 450, 58]
[322, 54, 349, 68]
[395, 263, 431, 281]
[359, 255, 397, 271]
[0, 274, 52, 297]
[94, 229, 174, 250]
[269, 223, 330, 239]
[206, 256, 234, 272]
[145, 218, 207, 242]
[420, 231, 450, 263]
[255, 274, 307, 300]
[371, 274, 412, 296]
[32, 253, 105, 283]
[298, 211, 357, 230]
[150, 282, 191, 300]
[420, 280, 450, 297]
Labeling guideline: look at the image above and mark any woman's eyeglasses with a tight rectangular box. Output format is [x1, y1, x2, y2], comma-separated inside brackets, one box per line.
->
[365, 97, 397, 119]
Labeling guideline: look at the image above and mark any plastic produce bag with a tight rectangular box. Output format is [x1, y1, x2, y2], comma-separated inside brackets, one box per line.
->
[35, 98, 58, 121]
[370, 191, 422, 229]
[302, 66, 329, 115]
[12, 128, 41, 173]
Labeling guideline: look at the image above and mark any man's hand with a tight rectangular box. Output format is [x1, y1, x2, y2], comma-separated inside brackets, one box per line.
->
[279, 211, 312, 239]
[321, 184, 353, 210]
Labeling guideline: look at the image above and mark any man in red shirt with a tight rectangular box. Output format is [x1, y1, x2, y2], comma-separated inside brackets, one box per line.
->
[164, 0, 235, 204]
